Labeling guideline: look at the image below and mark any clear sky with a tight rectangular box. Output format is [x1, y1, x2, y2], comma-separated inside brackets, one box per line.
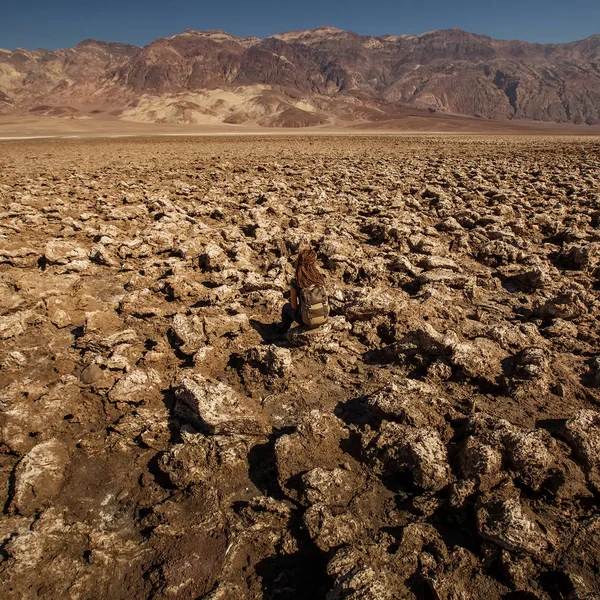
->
[2, 0, 599, 50]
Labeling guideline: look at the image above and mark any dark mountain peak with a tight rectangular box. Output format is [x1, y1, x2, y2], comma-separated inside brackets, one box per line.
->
[74, 39, 140, 53]
[310, 25, 345, 33]
[76, 38, 104, 47]
[167, 29, 259, 44]
[419, 28, 491, 41]
[270, 25, 350, 44]
[178, 29, 234, 37]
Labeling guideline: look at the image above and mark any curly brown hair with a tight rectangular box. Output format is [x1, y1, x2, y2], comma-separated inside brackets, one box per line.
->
[295, 248, 325, 288]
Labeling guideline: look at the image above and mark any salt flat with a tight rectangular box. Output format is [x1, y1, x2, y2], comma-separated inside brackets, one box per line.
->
[1, 135, 600, 599]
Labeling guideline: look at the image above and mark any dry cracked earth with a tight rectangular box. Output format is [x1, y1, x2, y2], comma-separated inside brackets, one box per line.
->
[1, 135, 600, 600]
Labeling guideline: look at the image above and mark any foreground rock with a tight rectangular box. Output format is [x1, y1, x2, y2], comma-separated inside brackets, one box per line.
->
[10, 440, 69, 516]
[175, 375, 270, 436]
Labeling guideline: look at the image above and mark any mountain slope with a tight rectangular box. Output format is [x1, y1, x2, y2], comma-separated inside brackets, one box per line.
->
[1, 27, 600, 126]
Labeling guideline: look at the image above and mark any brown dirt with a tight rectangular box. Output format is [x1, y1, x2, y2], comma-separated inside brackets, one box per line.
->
[2, 112, 600, 140]
[1, 135, 600, 599]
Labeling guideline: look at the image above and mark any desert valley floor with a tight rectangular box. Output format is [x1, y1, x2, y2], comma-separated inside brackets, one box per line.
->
[1, 135, 600, 599]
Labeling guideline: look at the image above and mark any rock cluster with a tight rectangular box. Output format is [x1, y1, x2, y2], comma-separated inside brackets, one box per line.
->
[1, 136, 600, 599]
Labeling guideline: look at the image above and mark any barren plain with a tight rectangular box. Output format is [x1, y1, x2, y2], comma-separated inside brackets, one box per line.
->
[3, 112, 600, 142]
[1, 135, 600, 600]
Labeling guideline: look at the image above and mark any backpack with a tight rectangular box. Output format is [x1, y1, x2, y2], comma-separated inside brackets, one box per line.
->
[299, 285, 329, 329]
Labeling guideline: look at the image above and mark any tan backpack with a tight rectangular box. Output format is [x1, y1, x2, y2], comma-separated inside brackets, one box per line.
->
[299, 285, 329, 329]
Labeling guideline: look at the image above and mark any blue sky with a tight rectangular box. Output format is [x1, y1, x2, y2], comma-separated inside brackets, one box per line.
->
[2, 0, 599, 50]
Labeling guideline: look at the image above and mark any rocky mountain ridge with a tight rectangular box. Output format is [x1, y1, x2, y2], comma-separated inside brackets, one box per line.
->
[1, 26, 600, 126]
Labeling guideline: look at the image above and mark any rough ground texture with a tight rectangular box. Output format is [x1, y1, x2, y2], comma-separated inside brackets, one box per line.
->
[1, 135, 600, 599]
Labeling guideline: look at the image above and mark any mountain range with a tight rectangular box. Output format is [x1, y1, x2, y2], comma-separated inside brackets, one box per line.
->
[1, 26, 599, 128]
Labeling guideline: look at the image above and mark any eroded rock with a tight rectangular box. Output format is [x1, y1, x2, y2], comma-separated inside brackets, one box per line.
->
[476, 493, 548, 555]
[175, 374, 269, 436]
[108, 368, 162, 404]
[11, 439, 69, 515]
[303, 504, 362, 551]
[364, 422, 451, 491]
[562, 410, 600, 490]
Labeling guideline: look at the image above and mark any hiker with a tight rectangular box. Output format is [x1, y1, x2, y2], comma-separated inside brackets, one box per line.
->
[280, 248, 330, 334]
